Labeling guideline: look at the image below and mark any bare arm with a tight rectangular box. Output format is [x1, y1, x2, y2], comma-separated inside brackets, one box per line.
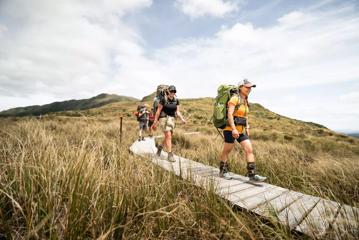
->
[176, 105, 186, 123]
[227, 103, 239, 138]
[154, 104, 163, 124]
[227, 103, 236, 130]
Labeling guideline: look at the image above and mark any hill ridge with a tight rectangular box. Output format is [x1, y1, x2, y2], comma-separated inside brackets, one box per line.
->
[0, 93, 138, 117]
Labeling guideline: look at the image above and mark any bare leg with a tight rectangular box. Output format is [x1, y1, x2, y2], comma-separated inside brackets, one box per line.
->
[240, 139, 266, 181]
[164, 131, 172, 152]
[219, 142, 235, 178]
[239, 139, 254, 163]
[149, 125, 153, 137]
[220, 142, 234, 162]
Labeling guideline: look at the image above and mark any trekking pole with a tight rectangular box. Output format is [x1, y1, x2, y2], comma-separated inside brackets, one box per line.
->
[215, 127, 224, 140]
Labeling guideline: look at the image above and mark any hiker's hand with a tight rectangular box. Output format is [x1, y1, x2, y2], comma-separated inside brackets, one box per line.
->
[232, 129, 239, 139]
[152, 121, 158, 131]
[181, 118, 186, 124]
[246, 128, 250, 136]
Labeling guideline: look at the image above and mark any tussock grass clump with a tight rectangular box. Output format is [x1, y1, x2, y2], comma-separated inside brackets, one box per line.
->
[1, 95, 359, 239]
[1, 118, 319, 239]
[176, 132, 359, 207]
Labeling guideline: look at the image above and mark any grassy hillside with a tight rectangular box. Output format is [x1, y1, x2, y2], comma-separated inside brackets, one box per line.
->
[0, 93, 138, 117]
[141, 92, 156, 102]
[0, 97, 358, 239]
[348, 133, 359, 138]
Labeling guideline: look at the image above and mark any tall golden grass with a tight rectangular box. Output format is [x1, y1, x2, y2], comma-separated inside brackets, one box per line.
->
[0, 118, 286, 239]
[0, 102, 358, 239]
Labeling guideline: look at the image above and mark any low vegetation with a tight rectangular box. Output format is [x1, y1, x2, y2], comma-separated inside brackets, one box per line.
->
[0, 93, 137, 117]
[0, 98, 358, 239]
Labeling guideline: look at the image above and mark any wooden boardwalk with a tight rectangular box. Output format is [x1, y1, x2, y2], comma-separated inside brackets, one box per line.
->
[130, 137, 359, 239]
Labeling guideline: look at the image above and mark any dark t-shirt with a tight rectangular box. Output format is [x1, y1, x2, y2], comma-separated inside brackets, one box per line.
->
[137, 106, 148, 122]
[159, 97, 179, 117]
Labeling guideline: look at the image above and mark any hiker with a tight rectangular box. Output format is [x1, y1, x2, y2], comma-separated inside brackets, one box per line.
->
[136, 103, 150, 141]
[152, 85, 186, 162]
[219, 79, 267, 181]
[148, 108, 155, 137]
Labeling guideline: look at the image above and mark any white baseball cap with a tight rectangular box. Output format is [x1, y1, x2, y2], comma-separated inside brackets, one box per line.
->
[239, 78, 256, 88]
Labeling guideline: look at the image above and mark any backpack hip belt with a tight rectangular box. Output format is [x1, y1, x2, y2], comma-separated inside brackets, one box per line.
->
[233, 116, 247, 126]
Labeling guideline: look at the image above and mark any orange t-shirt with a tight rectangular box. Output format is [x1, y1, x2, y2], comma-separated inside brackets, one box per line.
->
[223, 96, 249, 133]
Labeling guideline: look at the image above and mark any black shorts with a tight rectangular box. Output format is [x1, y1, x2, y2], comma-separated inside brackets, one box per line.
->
[148, 120, 154, 127]
[223, 130, 249, 144]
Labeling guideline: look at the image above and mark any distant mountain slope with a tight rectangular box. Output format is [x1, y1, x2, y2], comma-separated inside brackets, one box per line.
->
[0, 93, 138, 117]
[348, 133, 359, 138]
[141, 92, 155, 102]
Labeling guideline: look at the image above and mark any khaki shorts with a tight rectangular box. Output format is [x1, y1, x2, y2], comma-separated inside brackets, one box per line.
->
[159, 116, 175, 132]
[138, 121, 148, 130]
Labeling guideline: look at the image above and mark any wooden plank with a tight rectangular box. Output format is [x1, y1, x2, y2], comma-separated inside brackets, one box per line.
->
[188, 166, 213, 173]
[197, 175, 247, 193]
[235, 187, 288, 210]
[278, 194, 321, 230]
[253, 190, 304, 216]
[193, 169, 219, 178]
[217, 182, 257, 198]
[129, 138, 157, 155]
[177, 159, 202, 169]
[329, 204, 359, 239]
[177, 161, 202, 172]
[295, 199, 340, 238]
[176, 158, 204, 172]
[130, 138, 359, 239]
[215, 179, 249, 191]
[176, 159, 217, 182]
[230, 185, 275, 205]
[187, 169, 216, 183]
[152, 159, 178, 173]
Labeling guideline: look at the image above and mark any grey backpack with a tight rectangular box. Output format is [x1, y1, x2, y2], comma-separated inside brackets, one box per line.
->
[153, 85, 169, 116]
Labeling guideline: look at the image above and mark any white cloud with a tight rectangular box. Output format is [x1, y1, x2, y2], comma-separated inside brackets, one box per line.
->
[140, 5, 358, 131]
[175, 0, 238, 18]
[0, 24, 7, 36]
[1, 0, 358, 131]
[150, 7, 359, 93]
[0, 0, 152, 107]
[340, 92, 359, 102]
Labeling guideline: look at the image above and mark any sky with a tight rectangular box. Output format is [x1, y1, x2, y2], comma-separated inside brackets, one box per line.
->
[0, 0, 358, 132]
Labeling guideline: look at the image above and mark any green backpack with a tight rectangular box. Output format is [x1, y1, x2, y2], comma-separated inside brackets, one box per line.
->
[212, 85, 239, 129]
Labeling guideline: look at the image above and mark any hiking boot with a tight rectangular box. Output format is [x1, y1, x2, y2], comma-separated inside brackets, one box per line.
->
[167, 152, 175, 162]
[138, 137, 141, 142]
[141, 137, 145, 141]
[219, 171, 234, 180]
[247, 161, 266, 182]
[249, 174, 267, 182]
[219, 161, 233, 180]
[156, 145, 163, 157]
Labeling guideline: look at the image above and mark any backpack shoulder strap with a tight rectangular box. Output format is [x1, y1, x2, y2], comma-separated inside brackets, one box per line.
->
[230, 94, 240, 110]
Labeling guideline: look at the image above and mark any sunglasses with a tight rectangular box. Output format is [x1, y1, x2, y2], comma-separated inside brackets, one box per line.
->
[170, 90, 176, 93]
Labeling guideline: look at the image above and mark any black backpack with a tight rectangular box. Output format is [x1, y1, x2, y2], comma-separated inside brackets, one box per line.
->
[136, 105, 148, 121]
